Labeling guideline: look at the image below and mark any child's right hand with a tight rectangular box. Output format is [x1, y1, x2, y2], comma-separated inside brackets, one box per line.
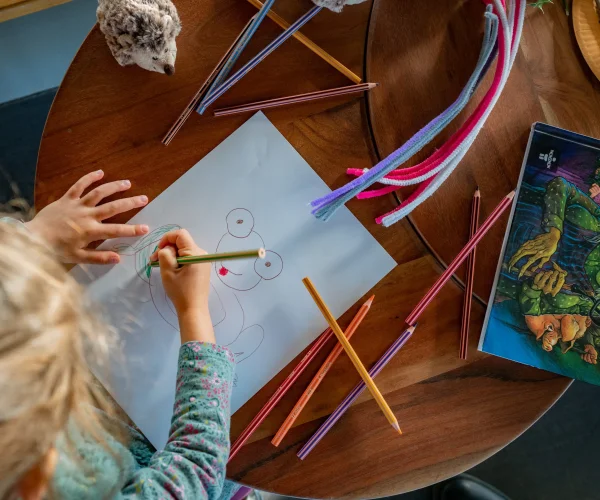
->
[150, 229, 215, 344]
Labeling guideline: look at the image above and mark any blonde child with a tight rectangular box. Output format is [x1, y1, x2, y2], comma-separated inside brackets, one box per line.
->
[1, 171, 240, 499]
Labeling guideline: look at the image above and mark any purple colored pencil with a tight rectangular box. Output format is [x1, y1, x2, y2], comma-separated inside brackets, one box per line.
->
[197, 5, 322, 114]
[297, 324, 416, 460]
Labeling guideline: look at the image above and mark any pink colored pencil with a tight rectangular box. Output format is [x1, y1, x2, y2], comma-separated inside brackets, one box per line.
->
[271, 295, 375, 447]
[161, 15, 256, 145]
[213, 83, 377, 117]
[229, 326, 334, 461]
[460, 187, 480, 359]
[405, 190, 515, 326]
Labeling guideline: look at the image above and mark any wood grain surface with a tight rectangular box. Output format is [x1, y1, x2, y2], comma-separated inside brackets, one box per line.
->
[35, 0, 578, 497]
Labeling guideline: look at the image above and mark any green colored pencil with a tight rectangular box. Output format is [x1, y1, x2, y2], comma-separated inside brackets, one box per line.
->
[150, 248, 265, 268]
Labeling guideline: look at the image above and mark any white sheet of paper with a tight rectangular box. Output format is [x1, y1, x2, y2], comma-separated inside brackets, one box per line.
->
[72, 112, 396, 449]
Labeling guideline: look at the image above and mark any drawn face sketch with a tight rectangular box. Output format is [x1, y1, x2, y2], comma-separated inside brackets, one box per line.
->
[114, 224, 264, 363]
[215, 208, 283, 291]
[114, 225, 225, 332]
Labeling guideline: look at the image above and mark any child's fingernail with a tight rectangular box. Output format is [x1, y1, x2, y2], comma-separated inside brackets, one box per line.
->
[96, 170, 103, 175]
[140, 224, 149, 233]
[110, 255, 119, 264]
[122, 180, 131, 188]
[140, 195, 148, 203]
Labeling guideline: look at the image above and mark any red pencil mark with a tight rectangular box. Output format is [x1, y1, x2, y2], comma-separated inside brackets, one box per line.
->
[219, 266, 229, 276]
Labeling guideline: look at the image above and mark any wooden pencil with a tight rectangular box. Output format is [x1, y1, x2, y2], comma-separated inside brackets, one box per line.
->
[196, 0, 277, 112]
[459, 187, 480, 360]
[213, 83, 377, 117]
[302, 278, 401, 435]
[297, 325, 415, 460]
[405, 190, 515, 326]
[245, 0, 362, 84]
[149, 248, 264, 267]
[271, 294, 374, 447]
[229, 326, 335, 461]
[161, 15, 256, 145]
[198, 5, 323, 114]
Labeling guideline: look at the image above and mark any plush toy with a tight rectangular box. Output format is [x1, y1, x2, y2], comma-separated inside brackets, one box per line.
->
[312, 0, 368, 13]
[97, 0, 182, 75]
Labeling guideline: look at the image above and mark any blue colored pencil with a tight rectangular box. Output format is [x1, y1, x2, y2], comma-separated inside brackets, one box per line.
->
[197, 0, 277, 111]
[197, 5, 323, 114]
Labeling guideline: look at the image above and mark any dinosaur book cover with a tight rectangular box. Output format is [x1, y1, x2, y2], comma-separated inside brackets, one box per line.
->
[480, 123, 600, 384]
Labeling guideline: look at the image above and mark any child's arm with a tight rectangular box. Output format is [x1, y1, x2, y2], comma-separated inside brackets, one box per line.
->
[25, 170, 149, 264]
[122, 342, 234, 499]
[121, 229, 233, 499]
[150, 229, 216, 344]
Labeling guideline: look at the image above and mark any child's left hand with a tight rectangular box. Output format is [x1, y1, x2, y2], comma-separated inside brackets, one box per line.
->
[26, 170, 150, 264]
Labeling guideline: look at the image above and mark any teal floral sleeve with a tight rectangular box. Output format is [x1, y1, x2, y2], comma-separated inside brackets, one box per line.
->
[122, 342, 235, 499]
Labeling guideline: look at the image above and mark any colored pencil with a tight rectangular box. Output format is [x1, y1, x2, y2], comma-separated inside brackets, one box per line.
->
[460, 187, 480, 360]
[245, 0, 362, 84]
[297, 324, 415, 460]
[196, 0, 277, 111]
[302, 278, 401, 434]
[271, 294, 375, 447]
[405, 190, 515, 326]
[229, 326, 334, 461]
[149, 248, 264, 268]
[161, 15, 256, 145]
[198, 5, 323, 114]
[213, 83, 377, 117]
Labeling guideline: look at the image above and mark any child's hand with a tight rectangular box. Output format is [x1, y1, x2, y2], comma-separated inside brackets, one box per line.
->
[150, 229, 215, 344]
[25, 170, 149, 264]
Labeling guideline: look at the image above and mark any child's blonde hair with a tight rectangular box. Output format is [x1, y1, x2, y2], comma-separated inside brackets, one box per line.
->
[0, 222, 123, 497]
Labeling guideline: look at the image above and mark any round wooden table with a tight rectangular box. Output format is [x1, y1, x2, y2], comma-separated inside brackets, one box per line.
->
[37, 0, 597, 497]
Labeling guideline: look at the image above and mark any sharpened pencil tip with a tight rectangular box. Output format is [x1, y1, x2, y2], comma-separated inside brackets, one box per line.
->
[365, 295, 375, 307]
[507, 190, 516, 200]
[475, 186, 480, 197]
[407, 325, 416, 333]
[392, 422, 402, 434]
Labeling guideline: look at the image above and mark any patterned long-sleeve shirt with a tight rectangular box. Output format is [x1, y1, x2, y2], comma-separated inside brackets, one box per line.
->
[53, 342, 239, 499]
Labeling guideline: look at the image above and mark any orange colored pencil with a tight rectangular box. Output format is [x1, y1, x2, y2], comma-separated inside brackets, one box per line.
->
[271, 294, 375, 446]
[460, 187, 480, 360]
[303, 278, 401, 434]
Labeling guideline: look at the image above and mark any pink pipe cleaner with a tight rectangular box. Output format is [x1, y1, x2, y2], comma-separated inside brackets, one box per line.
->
[375, 0, 517, 223]
[352, 0, 514, 206]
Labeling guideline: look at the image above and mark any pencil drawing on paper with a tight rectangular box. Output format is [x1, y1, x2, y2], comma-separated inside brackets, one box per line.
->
[115, 209, 283, 363]
[215, 208, 283, 290]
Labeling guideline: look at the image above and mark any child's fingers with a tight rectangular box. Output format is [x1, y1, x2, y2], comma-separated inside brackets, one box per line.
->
[150, 243, 172, 262]
[158, 246, 178, 270]
[95, 223, 149, 240]
[66, 170, 104, 199]
[94, 195, 148, 220]
[157, 229, 204, 257]
[76, 249, 120, 265]
[82, 179, 132, 206]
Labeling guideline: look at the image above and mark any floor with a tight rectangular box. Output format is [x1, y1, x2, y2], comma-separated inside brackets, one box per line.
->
[3, 90, 600, 500]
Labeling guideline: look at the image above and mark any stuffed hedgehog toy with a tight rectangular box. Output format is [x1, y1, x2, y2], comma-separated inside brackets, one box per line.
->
[312, 0, 368, 13]
[97, 0, 181, 75]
